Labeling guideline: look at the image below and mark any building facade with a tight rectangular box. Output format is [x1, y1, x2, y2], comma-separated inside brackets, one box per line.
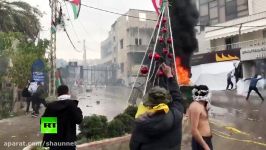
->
[194, 0, 266, 79]
[101, 9, 157, 86]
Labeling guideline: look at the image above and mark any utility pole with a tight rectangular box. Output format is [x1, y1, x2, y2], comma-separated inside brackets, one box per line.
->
[83, 40, 87, 92]
[83, 40, 87, 67]
[49, 0, 58, 96]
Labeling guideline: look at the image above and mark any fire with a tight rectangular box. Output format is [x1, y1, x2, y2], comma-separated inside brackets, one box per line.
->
[175, 57, 190, 85]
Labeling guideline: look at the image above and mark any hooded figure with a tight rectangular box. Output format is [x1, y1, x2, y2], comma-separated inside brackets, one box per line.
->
[42, 85, 83, 150]
[130, 75, 184, 150]
[192, 85, 211, 111]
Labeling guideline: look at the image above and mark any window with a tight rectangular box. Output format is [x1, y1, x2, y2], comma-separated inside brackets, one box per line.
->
[237, 0, 248, 17]
[199, 16, 209, 31]
[225, 0, 237, 21]
[120, 63, 124, 73]
[263, 30, 266, 38]
[225, 36, 239, 50]
[135, 38, 138, 45]
[210, 7, 218, 19]
[219, 6, 226, 22]
[200, 4, 209, 16]
[139, 39, 142, 45]
[120, 39, 123, 49]
[218, 0, 225, 6]
[237, 0, 247, 5]
[200, 0, 209, 4]
[209, 1, 217, 8]
[210, 18, 219, 24]
[238, 10, 248, 17]
[135, 38, 142, 46]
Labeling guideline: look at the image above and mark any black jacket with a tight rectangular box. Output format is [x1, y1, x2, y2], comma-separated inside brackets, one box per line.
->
[42, 99, 83, 149]
[130, 77, 184, 150]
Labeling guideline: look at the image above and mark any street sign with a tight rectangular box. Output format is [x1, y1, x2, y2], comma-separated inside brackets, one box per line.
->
[32, 59, 45, 82]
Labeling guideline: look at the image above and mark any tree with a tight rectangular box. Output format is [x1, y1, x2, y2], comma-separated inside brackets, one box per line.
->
[0, 1, 42, 40]
[0, 32, 21, 85]
[8, 38, 49, 88]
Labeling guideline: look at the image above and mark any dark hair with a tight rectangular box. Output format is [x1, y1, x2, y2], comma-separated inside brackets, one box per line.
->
[194, 85, 209, 97]
[254, 74, 258, 78]
[57, 85, 69, 96]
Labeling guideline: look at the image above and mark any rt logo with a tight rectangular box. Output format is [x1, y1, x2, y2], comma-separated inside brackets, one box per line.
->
[41, 117, 57, 134]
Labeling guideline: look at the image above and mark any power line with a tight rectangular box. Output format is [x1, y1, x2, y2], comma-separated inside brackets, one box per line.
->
[63, 1, 80, 41]
[81, 3, 158, 21]
[81, 3, 266, 28]
[64, 27, 82, 52]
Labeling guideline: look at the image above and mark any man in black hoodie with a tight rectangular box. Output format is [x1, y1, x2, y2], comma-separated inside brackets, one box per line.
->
[130, 63, 184, 150]
[42, 85, 83, 150]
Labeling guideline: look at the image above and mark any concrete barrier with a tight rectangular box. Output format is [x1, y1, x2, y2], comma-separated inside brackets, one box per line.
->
[77, 135, 131, 150]
[77, 117, 192, 150]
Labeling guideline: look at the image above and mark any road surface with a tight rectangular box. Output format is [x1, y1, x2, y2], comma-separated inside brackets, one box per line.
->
[0, 87, 265, 150]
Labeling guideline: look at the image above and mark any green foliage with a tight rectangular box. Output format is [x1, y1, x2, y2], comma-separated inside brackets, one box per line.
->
[78, 106, 137, 144]
[114, 113, 134, 133]
[0, 32, 22, 53]
[107, 119, 125, 138]
[79, 115, 108, 140]
[0, 32, 49, 88]
[0, 89, 13, 119]
[124, 105, 138, 118]
[8, 38, 49, 88]
[0, 1, 42, 40]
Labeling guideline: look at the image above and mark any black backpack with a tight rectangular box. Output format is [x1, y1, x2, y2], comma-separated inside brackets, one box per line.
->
[22, 87, 31, 97]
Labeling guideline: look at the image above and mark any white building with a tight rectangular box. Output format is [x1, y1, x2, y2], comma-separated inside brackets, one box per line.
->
[193, 0, 266, 91]
[101, 9, 157, 86]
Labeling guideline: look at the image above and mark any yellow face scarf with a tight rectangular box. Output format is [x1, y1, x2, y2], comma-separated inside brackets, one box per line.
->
[135, 102, 169, 118]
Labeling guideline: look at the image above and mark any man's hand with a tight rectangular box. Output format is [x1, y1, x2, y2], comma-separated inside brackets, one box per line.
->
[161, 63, 173, 78]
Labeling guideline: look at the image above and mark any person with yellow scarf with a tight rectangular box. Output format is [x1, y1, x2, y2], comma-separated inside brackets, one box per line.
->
[130, 63, 184, 150]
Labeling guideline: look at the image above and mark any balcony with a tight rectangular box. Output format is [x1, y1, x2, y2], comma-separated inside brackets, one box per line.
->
[209, 38, 266, 51]
[126, 45, 149, 53]
[205, 12, 266, 40]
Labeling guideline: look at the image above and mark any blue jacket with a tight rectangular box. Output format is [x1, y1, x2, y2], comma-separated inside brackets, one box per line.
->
[246, 77, 263, 88]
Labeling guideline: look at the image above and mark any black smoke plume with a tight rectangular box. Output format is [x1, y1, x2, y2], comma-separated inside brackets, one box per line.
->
[169, 0, 199, 69]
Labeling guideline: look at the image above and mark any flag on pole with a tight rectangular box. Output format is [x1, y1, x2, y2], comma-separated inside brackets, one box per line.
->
[51, 21, 57, 33]
[55, 70, 62, 88]
[71, 0, 81, 19]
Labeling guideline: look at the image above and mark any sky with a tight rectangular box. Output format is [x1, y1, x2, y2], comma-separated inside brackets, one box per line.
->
[17, 0, 155, 61]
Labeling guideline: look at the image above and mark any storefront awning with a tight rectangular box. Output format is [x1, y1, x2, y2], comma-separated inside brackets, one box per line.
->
[205, 18, 266, 40]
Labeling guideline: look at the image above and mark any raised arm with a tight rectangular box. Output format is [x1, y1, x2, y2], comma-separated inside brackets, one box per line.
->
[258, 77, 264, 81]
[161, 63, 184, 114]
[244, 78, 251, 81]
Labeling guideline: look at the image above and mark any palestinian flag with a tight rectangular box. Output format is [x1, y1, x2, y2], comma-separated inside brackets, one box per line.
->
[51, 21, 57, 33]
[71, 0, 81, 19]
[55, 69, 63, 88]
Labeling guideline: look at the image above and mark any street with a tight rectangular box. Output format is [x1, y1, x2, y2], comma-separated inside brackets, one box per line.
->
[0, 87, 265, 150]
